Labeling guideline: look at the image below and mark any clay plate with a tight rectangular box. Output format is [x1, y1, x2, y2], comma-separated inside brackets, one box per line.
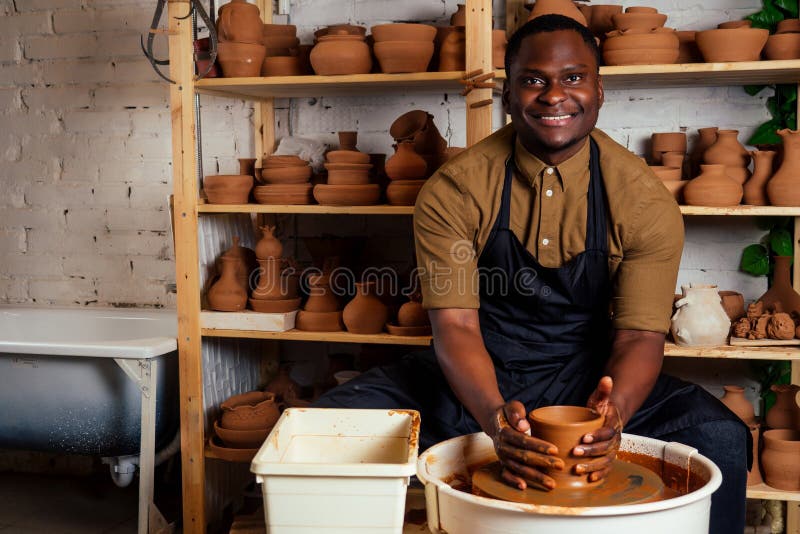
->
[207, 434, 258, 463]
[386, 322, 432, 336]
[213, 420, 270, 449]
[313, 184, 381, 206]
[296, 310, 345, 331]
[249, 297, 302, 313]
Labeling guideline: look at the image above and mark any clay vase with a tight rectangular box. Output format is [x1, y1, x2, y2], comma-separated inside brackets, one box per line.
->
[765, 384, 800, 430]
[414, 113, 448, 158]
[450, 4, 466, 26]
[720, 385, 756, 426]
[689, 127, 717, 179]
[492, 29, 507, 69]
[757, 256, 800, 316]
[748, 425, 763, 486]
[527, 0, 588, 26]
[304, 273, 340, 312]
[767, 129, 800, 207]
[342, 281, 390, 334]
[238, 158, 256, 177]
[255, 225, 283, 260]
[761, 429, 800, 491]
[310, 34, 371, 75]
[439, 27, 466, 72]
[217, 0, 263, 44]
[221, 236, 253, 289]
[385, 141, 428, 181]
[703, 129, 750, 168]
[219, 390, 280, 431]
[339, 131, 358, 151]
[743, 150, 776, 206]
[207, 256, 248, 312]
[528, 406, 604, 488]
[252, 258, 285, 300]
[670, 284, 731, 346]
[683, 164, 743, 207]
[397, 296, 429, 327]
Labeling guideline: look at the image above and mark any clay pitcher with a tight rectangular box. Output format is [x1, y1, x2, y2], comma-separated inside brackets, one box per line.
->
[252, 258, 286, 300]
[255, 225, 283, 260]
[743, 150, 776, 206]
[761, 429, 800, 491]
[221, 236, 253, 289]
[217, 0, 264, 44]
[438, 27, 466, 72]
[767, 129, 800, 206]
[342, 281, 390, 334]
[683, 164, 743, 207]
[670, 284, 731, 346]
[703, 129, 750, 168]
[720, 385, 756, 426]
[689, 127, 717, 179]
[765, 384, 800, 429]
[208, 256, 248, 311]
[304, 273, 340, 312]
[385, 141, 428, 181]
[756, 256, 800, 316]
[527, 0, 588, 25]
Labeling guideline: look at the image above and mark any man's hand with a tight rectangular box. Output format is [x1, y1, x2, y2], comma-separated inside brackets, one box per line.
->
[573, 376, 622, 482]
[490, 400, 563, 491]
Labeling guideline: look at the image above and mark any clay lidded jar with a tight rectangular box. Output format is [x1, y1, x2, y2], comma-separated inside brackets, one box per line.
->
[743, 150, 776, 206]
[385, 141, 428, 181]
[310, 34, 371, 75]
[397, 295, 429, 327]
[703, 129, 750, 168]
[208, 256, 248, 312]
[217, 0, 264, 44]
[255, 225, 283, 260]
[304, 273, 340, 312]
[438, 26, 466, 72]
[670, 284, 731, 346]
[765, 384, 800, 430]
[450, 4, 466, 26]
[720, 385, 756, 426]
[219, 390, 280, 431]
[683, 164, 743, 207]
[528, 406, 604, 488]
[221, 236, 252, 289]
[767, 129, 800, 206]
[342, 281, 390, 334]
[761, 429, 800, 491]
[689, 127, 717, 178]
[252, 258, 286, 300]
[756, 256, 800, 316]
[527, 0, 588, 25]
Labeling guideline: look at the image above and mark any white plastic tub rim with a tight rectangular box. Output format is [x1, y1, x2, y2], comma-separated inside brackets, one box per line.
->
[417, 432, 722, 530]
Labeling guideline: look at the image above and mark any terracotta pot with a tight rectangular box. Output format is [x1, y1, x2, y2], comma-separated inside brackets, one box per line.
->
[438, 26, 466, 72]
[661, 180, 687, 202]
[626, 6, 658, 13]
[397, 297, 429, 327]
[764, 33, 800, 60]
[386, 179, 426, 206]
[415, 115, 448, 156]
[338, 131, 358, 151]
[588, 5, 623, 37]
[262, 35, 299, 51]
[304, 273, 340, 312]
[310, 34, 371, 75]
[253, 183, 314, 205]
[651, 131, 687, 160]
[670, 284, 731, 346]
[676, 31, 702, 63]
[208, 256, 248, 311]
[261, 56, 304, 76]
[611, 12, 667, 32]
[718, 290, 745, 321]
[765, 384, 800, 429]
[743, 150, 776, 205]
[249, 296, 301, 313]
[326, 150, 370, 164]
[262, 155, 307, 167]
[767, 129, 800, 206]
[313, 183, 381, 206]
[315, 25, 366, 39]
[386, 323, 432, 336]
[342, 281, 390, 334]
[725, 165, 751, 185]
[238, 158, 256, 177]
[255, 225, 282, 260]
[220, 390, 280, 431]
[385, 141, 428, 181]
[371, 23, 436, 42]
[296, 310, 345, 331]
[263, 23, 296, 39]
[492, 29, 507, 69]
[603, 48, 679, 66]
[213, 420, 270, 449]
[704, 129, 750, 168]
[528, 0, 588, 25]
[324, 163, 372, 185]
[717, 20, 752, 30]
[374, 41, 434, 73]
[747, 425, 763, 486]
[260, 165, 312, 184]
[390, 109, 429, 141]
[689, 127, 718, 178]
[756, 256, 800, 316]
[203, 174, 253, 204]
[661, 152, 684, 169]
[761, 429, 800, 490]
[450, 4, 466, 26]
[217, 41, 266, 78]
[217, 0, 263, 44]
[720, 385, 756, 426]
[777, 19, 800, 34]
[528, 406, 604, 488]
[683, 164, 743, 207]
[695, 28, 769, 62]
[251, 258, 287, 300]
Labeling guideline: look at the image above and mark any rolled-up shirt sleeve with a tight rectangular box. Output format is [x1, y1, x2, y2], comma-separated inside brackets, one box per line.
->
[413, 171, 480, 310]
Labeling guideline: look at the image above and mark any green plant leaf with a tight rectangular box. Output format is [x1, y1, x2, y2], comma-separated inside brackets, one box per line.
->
[774, 0, 799, 17]
[747, 119, 782, 145]
[747, 0, 786, 29]
[744, 85, 768, 96]
[741, 244, 770, 275]
[769, 228, 794, 256]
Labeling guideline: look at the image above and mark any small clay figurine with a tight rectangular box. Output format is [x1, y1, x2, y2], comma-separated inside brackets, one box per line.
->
[751, 314, 770, 339]
[767, 312, 795, 339]
[747, 301, 764, 320]
[733, 317, 751, 338]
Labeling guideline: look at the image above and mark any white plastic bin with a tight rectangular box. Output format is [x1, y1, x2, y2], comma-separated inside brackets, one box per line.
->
[251, 408, 421, 533]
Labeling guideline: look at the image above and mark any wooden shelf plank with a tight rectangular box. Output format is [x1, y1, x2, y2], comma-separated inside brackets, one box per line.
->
[197, 203, 415, 215]
[679, 206, 800, 216]
[665, 342, 800, 361]
[747, 484, 800, 502]
[201, 328, 433, 346]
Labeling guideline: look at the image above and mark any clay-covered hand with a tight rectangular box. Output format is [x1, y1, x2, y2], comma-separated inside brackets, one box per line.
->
[489, 400, 563, 491]
[573, 376, 622, 482]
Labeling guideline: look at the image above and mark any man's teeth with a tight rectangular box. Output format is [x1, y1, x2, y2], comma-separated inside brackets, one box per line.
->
[541, 115, 571, 121]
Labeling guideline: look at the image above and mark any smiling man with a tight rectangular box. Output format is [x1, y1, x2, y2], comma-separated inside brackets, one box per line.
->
[315, 15, 748, 533]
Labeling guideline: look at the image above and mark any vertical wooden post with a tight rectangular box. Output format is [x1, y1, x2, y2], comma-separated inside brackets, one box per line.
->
[465, 0, 493, 146]
[255, 0, 275, 166]
[167, 1, 205, 532]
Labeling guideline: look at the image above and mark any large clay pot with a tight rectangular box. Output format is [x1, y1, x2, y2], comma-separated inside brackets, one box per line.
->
[310, 34, 371, 75]
[207, 256, 248, 312]
[765, 384, 800, 429]
[254, 225, 282, 260]
[342, 281, 390, 334]
[743, 150, 776, 206]
[528, 0, 588, 25]
[688, 127, 717, 179]
[756, 256, 800, 316]
[764, 33, 800, 60]
[703, 129, 750, 168]
[203, 174, 254, 204]
[683, 164, 743, 207]
[439, 27, 466, 72]
[761, 429, 800, 490]
[217, 41, 266, 78]
[385, 141, 428, 181]
[720, 385, 756, 426]
[374, 40, 435, 73]
[670, 284, 731, 346]
[528, 406, 603, 488]
[748, 425, 763, 486]
[252, 258, 285, 300]
[217, 0, 263, 44]
[219, 390, 280, 431]
[304, 273, 340, 312]
[767, 129, 800, 206]
[695, 28, 769, 62]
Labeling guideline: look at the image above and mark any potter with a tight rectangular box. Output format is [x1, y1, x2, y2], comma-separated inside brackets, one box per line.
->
[315, 14, 747, 533]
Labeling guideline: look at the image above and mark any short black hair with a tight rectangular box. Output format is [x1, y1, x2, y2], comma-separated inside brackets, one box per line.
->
[504, 14, 602, 75]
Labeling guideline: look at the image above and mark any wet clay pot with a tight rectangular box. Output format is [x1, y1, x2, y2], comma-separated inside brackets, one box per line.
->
[450, 4, 466, 26]
[492, 29, 507, 69]
[252, 258, 286, 300]
[756, 256, 800, 316]
[718, 290, 745, 321]
[342, 281, 390, 334]
[670, 284, 731, 346]
[385, 141, 428, 181]
[743, 150, 776, 206]
[528, 406, 603, 488]
[683, 164, 743, 207]
[255, 225, 283, 260]
[217, 0, 263, 44]
[304, 273, 340, 312]
[220, 390, 280, 431]
[761, 429, 800, 491]
[689, 127, 718, 179]
[767, 129, 800, 206]
[207, 256, 248, 312]
[703, 129, 750, 168]
[217, 42, 266, 78]
[695, 28, 769, 62]
[720, 385, 756, 426]
[528, 0, 588, 25]
[765, 384, 800, 430]
[748, 425, 763, 486]
[310, 34, 371, 75]
[438, 27, 466, 72]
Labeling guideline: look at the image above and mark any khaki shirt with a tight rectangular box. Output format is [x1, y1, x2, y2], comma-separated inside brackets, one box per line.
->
[413, 124, 684, 334]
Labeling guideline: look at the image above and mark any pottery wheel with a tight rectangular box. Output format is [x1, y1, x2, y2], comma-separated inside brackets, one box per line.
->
[472, 460, 665, 507]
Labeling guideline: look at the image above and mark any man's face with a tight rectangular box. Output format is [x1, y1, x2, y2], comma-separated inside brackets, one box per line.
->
[502, 30, 603, 165]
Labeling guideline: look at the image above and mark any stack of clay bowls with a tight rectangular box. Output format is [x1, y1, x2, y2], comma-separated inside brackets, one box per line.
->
[296, 273, 345, 331]
[310, 25, 371, 75]
[254, 155, 314, 205]
[249, 226, 301, 313]
[262, 24, 310, 76]
[372, 24, 436, 73]
[649, 132, 687, 201]
[603, 7, 678, 66]
[696, 20, 768, 62]
[764, 19, 800, 60]
[386, 293, 431, 336]
[216, 0, 266, 77]
[761, 384, 800, 491]
[315, 131, 380, 206]
[203, 173, 253, 204]
[209, 390, 280, 461]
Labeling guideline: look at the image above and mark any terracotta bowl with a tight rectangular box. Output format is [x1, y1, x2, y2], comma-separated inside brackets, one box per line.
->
[386, 180, 426, 206]
[777, 19, 800, 34]
[650, 166, 682, 181]
[262, 56, 304, 76]
[717, 20, 751, 30]
[695, 28, 769, 62]
[652, 132, 687, 153]
[262, 155, 307, 167]
[374, 41, 435, 73]
[603, 48, 679, 65]
[386, 322, 432, 336]
[315, 25, 367, 38]
[313, 184, 381, 206]
[324, 163, 373, 185]
[260, 165, 312, 184]
[220, 390, 280, 431]
[263, 24, 297, 38]
[603, 29, 679, 51]
[213, 420, 270, 449]
[207, 435, 257, 462]
[661, 180, 687, 203]
[296, 310, 345, 332]
[203, 174, 253, 204]
[371, 23, 436, 42]
[326, 150, 371, 164]
[611, 12, 667, 31]
[764, 33, 800, 60]
[249, 297, 302, 313]
[253, 183, 314, 205]
[218, 41, 266, 78]
[625, 6, 658, 13]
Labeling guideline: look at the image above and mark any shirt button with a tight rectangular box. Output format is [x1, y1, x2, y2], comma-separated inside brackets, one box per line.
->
[545, 167, 554, 175]
[542, 238, 550, 246]
[545, 189, 553, 197]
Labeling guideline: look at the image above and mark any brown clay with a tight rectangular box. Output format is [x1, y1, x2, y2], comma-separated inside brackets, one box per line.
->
[757, 256, 800, 316]
[310, 34, 371, 75]
[207, 435, 258, 462]
[718, 290, 746, 321]
[219, 390, 280, 431]
[747, 300, 764, 320]
[385, 141, 428, 181]
[768, 312, 795, 340]
[743, 150, 776, 205]
[385, 323, 432, 336]
[326, 150, 370, 164]
[438, 26, 466, 72]
[777, 19, 800, 33]
[676, 31, 702, 63]
[695, 28, 769, 62]
[651, 131, 686, 163]
[386, 179, 426, 206]
[217, 0, 263, 44]
[650, 166, 682, 181]
[765, 384, 800, 430]
[251, 258, 286, 300]
[720, 385, 756, 425]
[528, 0, 588, 25]
[203, 174, 253, 204]
[252, 183, 314, 205]
[262, 155, 307, 167]
[248, 297, 301, 313]
[371, 23, 436, 42]
[238, 158, 256, 177]
[217, 41, 266, 78]
[374, 41, 434, 73]
[207, 256, 248, 312]
[733, 317, 751, 338]
[304, 273, 340, 312]
[587, 5, 623, 37]
[603, 48, 679, 66]
[221, 236, 254, 289]
[342, 281, 390, 334]
[661, 152, 685, 169]
[254, 225, 283, 260]
[717, 20, 752, 29]
[260, 165, 312, 184]
[703, 129, 750, 168]
[213, 420, 270, 449]
[752, 314, 770, 339]
[761, 429, 800, 491]
[295, 310, 345, 331]
[611, 12, 667, 31]
[324, 162, 372, 185]
[688, 127, 718, 179]
[764, 33, 800, 60]
[767, 129, 800, 206]
[683, 164, 743, 207]
[450, 4, 466, 26]
[261, 56, 304, 76]
[313, 183, 381, 206]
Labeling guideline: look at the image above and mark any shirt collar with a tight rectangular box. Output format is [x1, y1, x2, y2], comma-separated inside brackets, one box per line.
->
[513, 135, 591, 191]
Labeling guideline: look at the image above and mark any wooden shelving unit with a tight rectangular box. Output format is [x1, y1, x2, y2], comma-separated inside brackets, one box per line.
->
[201, 328, 432, 346]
